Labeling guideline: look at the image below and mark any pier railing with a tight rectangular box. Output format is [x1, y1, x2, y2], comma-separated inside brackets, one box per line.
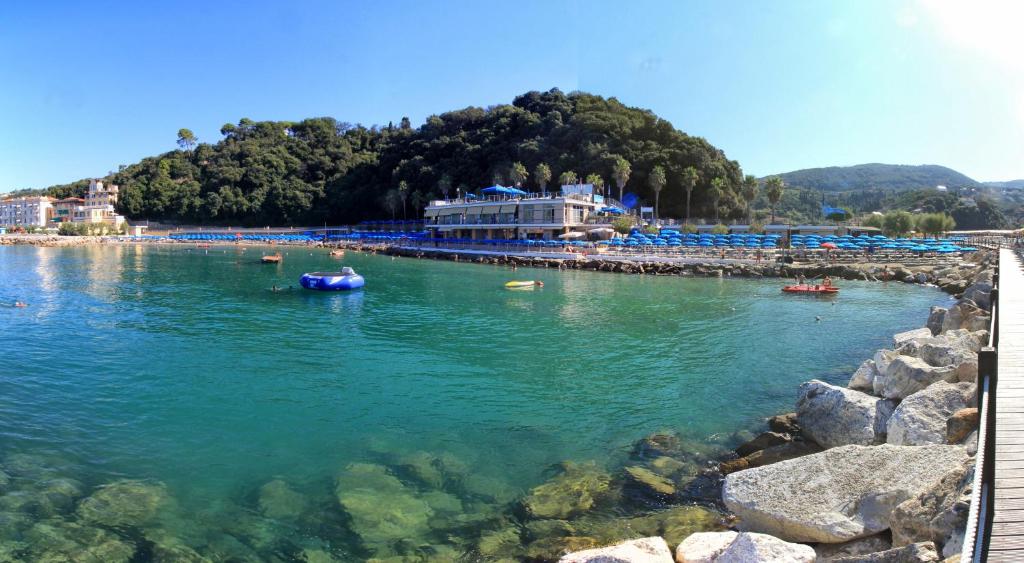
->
[962, 258, 1000, 562]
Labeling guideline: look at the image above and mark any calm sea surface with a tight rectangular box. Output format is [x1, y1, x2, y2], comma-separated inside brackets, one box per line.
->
[0, 244, 950, 559]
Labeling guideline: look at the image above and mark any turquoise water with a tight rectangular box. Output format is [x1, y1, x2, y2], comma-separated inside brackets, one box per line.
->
[0, 244, 950, 560]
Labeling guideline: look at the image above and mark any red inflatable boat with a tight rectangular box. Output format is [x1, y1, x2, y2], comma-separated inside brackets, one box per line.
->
[782, 284, 839, 294]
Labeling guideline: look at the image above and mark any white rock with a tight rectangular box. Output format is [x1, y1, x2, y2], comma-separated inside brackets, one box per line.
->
[722, 444, 969, 543]
[827, 541, 940, 562]
[814, 534, 892, 560]
[879, 356, 958, 400]
[675, 531, 737, 563]
[894, 328, 933, 348]
[871, 350, 901, 396]
[715, 532, 816, 562]
[796, 380, 896, 448]
[560, 536, 673, 563]
[941, 302, 989, 333]
[887, 382, 976, 446]
[848, 360, 878, 393]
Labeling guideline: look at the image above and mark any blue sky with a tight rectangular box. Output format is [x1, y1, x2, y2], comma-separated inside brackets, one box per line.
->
[2, 0, 1022, 190]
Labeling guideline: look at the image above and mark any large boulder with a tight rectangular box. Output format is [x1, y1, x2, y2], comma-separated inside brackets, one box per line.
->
[890, 459, 973, 558]
[871, 350, 902, 396]
[941, 302, 989, 333]
[946, 408, 979, 444]
[848, 360, 879, 393]
[878, 356, 958, 400]
[722, 444, 969, 543]
[926, 307, 946, 336]
[796, 380, 896, 448]
[675, 531, 815, 563]
[827, 541, 940, 562]
[886, 382, 976, 446]
[814, 534, 892, 561]
[558, 536, 672, 562]
[894, 328, 933, 348]
[962, 280, 993, 311]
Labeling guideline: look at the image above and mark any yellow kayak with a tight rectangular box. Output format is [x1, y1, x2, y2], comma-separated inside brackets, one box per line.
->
[505, 280, 543, 288]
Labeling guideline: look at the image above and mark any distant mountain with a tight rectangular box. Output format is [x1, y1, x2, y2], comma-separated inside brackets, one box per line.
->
[766, 163, 979, 192]
[983, 179, 1024, 189]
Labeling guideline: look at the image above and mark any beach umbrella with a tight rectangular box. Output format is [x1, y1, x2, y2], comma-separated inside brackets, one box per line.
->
[558, 232, 585, 239]
[820, 242, 837, 249]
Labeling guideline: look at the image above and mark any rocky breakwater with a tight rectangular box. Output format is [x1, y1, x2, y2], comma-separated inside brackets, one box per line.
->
[712, 263, 993, 562]
[0, 235, 110, 247]
[386, 246, 995, 292]
[557, 254, 994, 563]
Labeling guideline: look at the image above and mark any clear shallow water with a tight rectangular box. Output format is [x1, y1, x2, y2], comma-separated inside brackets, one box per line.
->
[0, 244, 950, 560]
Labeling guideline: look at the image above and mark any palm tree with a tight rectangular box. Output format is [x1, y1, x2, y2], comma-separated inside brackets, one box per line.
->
[649, 166, 666, 220]
[765, 176, 785, 224]
[681, 166, 699, 224]
[410, 190, 424, 214]
[437, 174, 452, 200]
[585, 173, 605, 196]
[741, 174, 759, 224]
[559, 170, 578, 187]
[709, 177, 726, 223]
[534, 163, 551, 194]
[612, 157, 631, 202]
[398, 180, 409, 220]
[510, 162, 528, 187]
[384, 189, 401, 219]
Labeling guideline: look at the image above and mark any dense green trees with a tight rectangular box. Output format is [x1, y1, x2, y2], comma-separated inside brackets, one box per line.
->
[41, 89, 744, 226]
[741, 175, 758, 224]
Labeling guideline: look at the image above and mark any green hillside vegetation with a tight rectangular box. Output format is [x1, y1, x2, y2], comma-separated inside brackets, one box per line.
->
[768, 163, 979, 192]
[40, 89, 746, 226]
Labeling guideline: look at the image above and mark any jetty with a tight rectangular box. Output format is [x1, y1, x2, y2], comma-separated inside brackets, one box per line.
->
[964, 247, 1024, 561]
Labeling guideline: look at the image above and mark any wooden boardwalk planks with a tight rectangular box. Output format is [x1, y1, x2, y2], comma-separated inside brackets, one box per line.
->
[991, 248, 1024, 555]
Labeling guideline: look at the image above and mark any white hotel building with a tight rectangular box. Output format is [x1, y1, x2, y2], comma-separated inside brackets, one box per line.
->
[423, 184, 619, 240]
[0, 196, 53, 227]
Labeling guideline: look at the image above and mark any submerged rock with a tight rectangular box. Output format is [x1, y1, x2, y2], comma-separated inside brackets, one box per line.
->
[573, 506, 724, 548]
[736, 432, 791, 457]
[76, 479, 168, 528]
[334, 463, 433, 553]
[632, 433, 682, 460]
[476, 526, 524, 560]
[521, 461, 611, 520]
[722, 444, 969, 543]
[624, 466, 675, 497]
[558, 536, 672, 562]
[886, 382, 975, 446]
[720, 441, 823, 475]
[796, 380, 896, 448]
[25, 518, 137, 562]
[257, 479, 309, 520]
[768, 413, 801, 435]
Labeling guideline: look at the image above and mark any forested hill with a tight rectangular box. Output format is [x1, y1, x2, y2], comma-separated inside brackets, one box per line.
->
[43, 89, 744, 226]
[767, 163, 979, 192]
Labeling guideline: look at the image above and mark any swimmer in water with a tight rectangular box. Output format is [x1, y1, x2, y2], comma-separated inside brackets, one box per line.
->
[271, 285, 281, 292]
[815, 316, 822, 322]
[14, 301, 27, 308]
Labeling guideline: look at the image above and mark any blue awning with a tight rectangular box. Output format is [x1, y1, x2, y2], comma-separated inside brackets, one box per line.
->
[600, 206, 625, 214]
